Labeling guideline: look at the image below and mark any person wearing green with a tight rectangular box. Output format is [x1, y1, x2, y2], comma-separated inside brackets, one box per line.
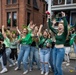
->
[48, 12, 68, 75]
[10, 32, 18, 63]
[39, 30, 52, 75]
[70, 32, 76, 53]
[15, 28, 33, 75]
[64, 32, 71, 66]
[29, 25, 42, 71]
[1, 25, 15, 73]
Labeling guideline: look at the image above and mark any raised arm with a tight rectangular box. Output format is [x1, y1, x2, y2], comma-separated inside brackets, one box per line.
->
[2, 25, 7, 39]
[48, 15, 57, 34]
[16, 26, 21, 35]
[62, 12, 68, 37]
[37, 24, 43, 36]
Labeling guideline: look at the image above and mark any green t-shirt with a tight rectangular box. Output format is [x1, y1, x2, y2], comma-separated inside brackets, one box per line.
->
[0, 32, 4, 39]
[17, 35, 21, 40]
[4, 37, 10, 47]
[39, 36, 52, 47]
[20, 33, 32, 45]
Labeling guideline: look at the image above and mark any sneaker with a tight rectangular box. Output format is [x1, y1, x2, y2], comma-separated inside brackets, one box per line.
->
[0, 68, 8, 73]
[63, 62, 67, 64]
[21, 62, 23, 64]
[29, 68, 32, 71]
[45, 72, 49, 75]
[66, 63, 70, 66]
[9, 63, 15, 67]
[14, 67, 20, 71]
[15, 61, 17, 64]
[23, 70, 28, 74]
[41, 71, 44, 74]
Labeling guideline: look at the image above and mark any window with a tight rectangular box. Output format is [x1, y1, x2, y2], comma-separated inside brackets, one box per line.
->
[12, 0, 17, 4]
[7, 12, 11, 27]
[58, 0, 62, 4]
[7, 0, 11, 4]
[27, 0, 30, 4]
[33, 0, 39, 10]
[12, 12, 17, 27]
[43, 4, 45, 13]
[27, 12, 30, 25]
[66, 0, 72, 4]
[73, 0, 76, 3]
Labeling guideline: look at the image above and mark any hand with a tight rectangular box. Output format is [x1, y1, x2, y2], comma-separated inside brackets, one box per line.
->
[16, 26, 18, 29]
[52, 19, 56, 25]
[45, 11, 50, 15]
[32, 24, 36, 28]
[2, 25, 4, 28]
[47, 43, 50, 47]
[40, 24, 43, 28]
[48, 15, 50, 19]
[61, 12, 65, 17]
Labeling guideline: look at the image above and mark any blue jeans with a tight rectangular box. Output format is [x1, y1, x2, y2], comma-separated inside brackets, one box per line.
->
[49, 48, 54, 72]
[29, 46, 40, 69]
[6, 48, 14, 65]
[0, 56, 6, 69]
[53, 47, 65, 75]
[17, 45, 30, 71]
[40, 48, 50, 73]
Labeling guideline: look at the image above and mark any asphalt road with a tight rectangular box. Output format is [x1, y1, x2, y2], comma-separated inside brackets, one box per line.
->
[0, 60, 76, 75]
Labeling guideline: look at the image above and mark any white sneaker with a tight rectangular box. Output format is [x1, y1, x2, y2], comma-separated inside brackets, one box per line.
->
[21, 62, 23, 64]
[23, 70, 28, 74]
[29, 68, 32, 71]
[66, 63, 70, 66]
[63, 62, 67, 64]
[9, 63, 15, 67]
[15, 61, 17, 64]
[41, 71, 44, 74]
[0, 68, 8, 73]
[14, 67, 20, 71]
[45, 72, 49, 75]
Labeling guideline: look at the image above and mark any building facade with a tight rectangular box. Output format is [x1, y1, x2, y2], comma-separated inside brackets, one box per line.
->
[0, 0, 47, 30]
[51, 0, 76, 25]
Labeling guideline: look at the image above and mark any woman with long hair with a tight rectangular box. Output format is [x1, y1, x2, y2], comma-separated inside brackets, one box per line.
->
[2, 25, 15, 67]
[48, 12, 68, 75]
[39, 30, 52, 75]
[15, 27, 32, 74]
[10, 32, 18, 63]
[29, 25, 43, 71]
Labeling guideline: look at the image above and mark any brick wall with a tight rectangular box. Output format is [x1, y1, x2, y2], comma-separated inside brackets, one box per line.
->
[0, 0, 1, 27]
[0, 0, 47, 30]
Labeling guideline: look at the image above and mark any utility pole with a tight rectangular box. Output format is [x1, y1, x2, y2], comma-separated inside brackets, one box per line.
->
[48, 0, 52, 14]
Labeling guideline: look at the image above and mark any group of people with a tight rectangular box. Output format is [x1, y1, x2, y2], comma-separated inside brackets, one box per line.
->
[0, 12, 76, 75]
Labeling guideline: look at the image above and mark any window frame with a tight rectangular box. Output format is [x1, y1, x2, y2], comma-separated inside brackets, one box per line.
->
[7, 12, 11, 27]
[12, 12, 17, 27]
[27, 0, 31, 4]
[58, 0, 62, 4]
[6, 11, 18, 28]
[12, 0, 17, 4]
[7, 0, 11, 4]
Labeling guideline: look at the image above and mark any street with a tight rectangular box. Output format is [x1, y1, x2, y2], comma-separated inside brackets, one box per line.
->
[0, 60, 76, 75]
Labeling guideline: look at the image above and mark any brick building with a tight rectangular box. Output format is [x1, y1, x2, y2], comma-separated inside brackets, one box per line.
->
[51, 0, 76, 25]
[0, 0, 48, 30]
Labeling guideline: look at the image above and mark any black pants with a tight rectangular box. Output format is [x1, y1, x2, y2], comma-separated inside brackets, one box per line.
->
[10, 48, 18, 60]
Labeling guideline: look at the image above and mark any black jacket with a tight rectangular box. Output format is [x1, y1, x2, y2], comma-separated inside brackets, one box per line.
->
[0, 44, 6, 54]
[0, 44, 7, 65]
